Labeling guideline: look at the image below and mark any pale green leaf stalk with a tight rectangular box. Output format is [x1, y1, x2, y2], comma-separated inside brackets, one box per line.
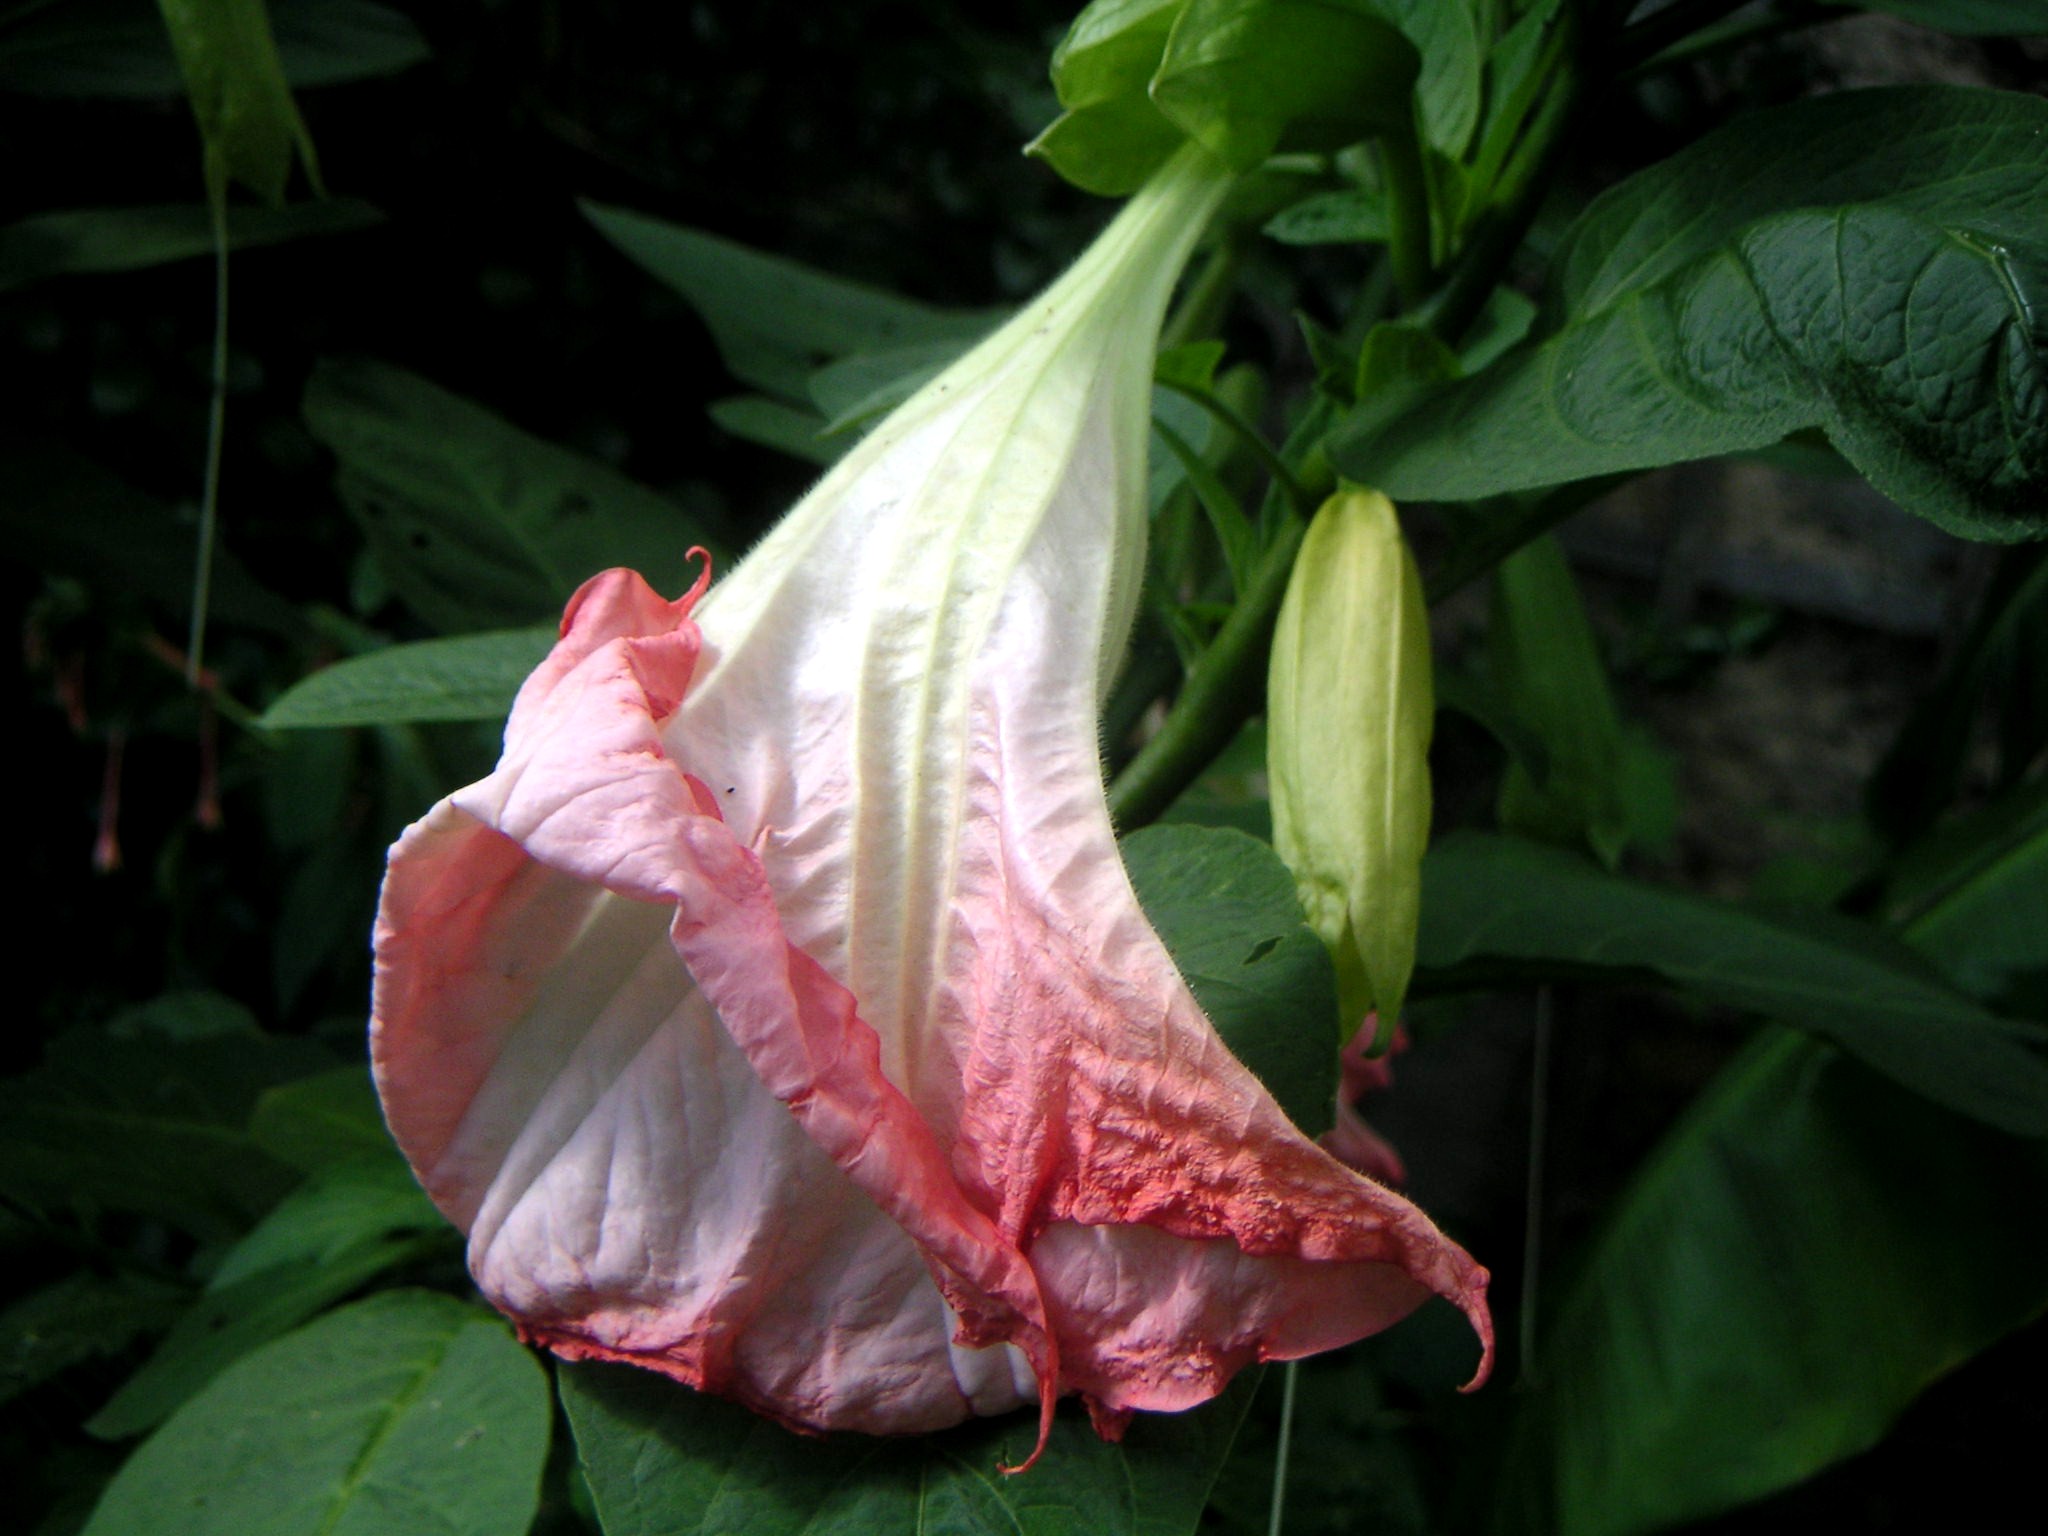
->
[1268, 486, 1433, 1033]
[154, 0, 319, 681]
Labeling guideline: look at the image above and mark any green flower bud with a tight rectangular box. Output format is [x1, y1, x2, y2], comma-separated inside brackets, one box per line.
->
[1268, 486, 1433, 1032]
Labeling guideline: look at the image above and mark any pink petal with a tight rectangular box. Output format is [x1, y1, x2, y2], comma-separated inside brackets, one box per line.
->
[375, 562, 1490, 1454]
[375, 567, 1056, 1444]
[373, 150, 1490, 1458]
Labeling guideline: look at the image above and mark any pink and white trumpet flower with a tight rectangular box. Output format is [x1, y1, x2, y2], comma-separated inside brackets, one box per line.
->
[371, 145, 1490, 1461]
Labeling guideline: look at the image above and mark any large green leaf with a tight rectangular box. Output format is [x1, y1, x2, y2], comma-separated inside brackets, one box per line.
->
[0, 0, 426, 98]
[1415, 832, 2048, 1135]
[261, 626, 554, 729]
[1886, 776, 2048, 1014]
[1337, 87, 2048, 541]
[0, 1025, 331, 1239]
[1123, 822, 1342, 1134]
[581, 200, 996, 401]
[83, 1158, 449, 1442]
[1503, 1028, 2048, 1536]
[303, 358, 719, 633]
[0, 1273, 187, 1409]
[1869, 543, 2048, 838]
[1150, 0, 1418, 172]
[1029, 0, 1190, 195]
[256, 0, 428, 84]
[1822, 1, 2048, 33]
[80, 1291, 549, 1536]
[561, 1357, 1258, 1536]
[247, 1064, 395, 1173]
[88, 1230, 442, 1439]
[0, 198, 379, 291]
[0, 436, 300, 631]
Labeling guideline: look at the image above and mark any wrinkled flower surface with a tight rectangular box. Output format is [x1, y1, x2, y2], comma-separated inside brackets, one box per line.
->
[372, 146, 1491, 1459]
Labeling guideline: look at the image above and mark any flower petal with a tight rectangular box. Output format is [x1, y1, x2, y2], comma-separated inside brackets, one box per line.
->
[375, 568, 1056, 1440]
[373, 145, 1490, 1452]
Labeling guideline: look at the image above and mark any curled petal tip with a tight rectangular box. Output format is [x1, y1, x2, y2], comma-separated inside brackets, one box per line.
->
[1460, 1294, 1498, 1393]
[682, 545, 713, 609]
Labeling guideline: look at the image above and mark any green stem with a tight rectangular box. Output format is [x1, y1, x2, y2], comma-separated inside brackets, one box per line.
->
[185, 178, 229, 687]
[1267, 1360, 1300, 1536]
[1109, 508, 1309, 829]
[1519, 984, 1554, 1383]
[1379, 129, 1433, 309]
[1161, 231, 1248, 353]
[1157, 378, 1313, 517]
[1428, 69, 1575, 346]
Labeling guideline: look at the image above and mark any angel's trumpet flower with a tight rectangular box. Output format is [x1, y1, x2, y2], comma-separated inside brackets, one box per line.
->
[371, 146, 1489, 1463]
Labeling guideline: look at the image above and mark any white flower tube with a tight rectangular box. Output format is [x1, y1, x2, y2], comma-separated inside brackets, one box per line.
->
[371, 145, 1491, 1466]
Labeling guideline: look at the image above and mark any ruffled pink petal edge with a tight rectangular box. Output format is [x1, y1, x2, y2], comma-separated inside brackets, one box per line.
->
[375, 561, 1059, 1461]
[375, 565, 1492, 1465]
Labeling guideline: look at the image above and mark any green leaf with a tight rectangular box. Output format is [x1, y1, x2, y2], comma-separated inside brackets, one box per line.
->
[207, 1156, 443, 1288]
[81, 1291, 550, 1536]
[303, 358, 720, 633]
[1154, 338, 1228, 391]
[1350, 319, 1459, 428]
[707, 396, 841, 466]
[87, 1161, 445, 1439]
[1457, 285, 1538, 372]
[1489, 535, 1631, 866]
[0, 198, 379, 291]
[261, 626, 554, 729]
[1505, 1028, 2048, 1536]
[1869, 543, 2048, 838]
[809, 341, 962, 436]
[1262, 187, 1388, 246]
[88, 1231, 443, 1439]
[561, 1355, 1258, 1536]
[1337, 87, 2048, 541]
[1416, 832, 2048, 1135]
[1820, 1, 2048, 34]
[1464, 0, 1567, 206]
[1887, 776, 2048, 1013]
[1029, 0, 1189, 194]
[581, 199, 995, 400]
[107, 988, 261, 1040]
[156, 0, 320, 203]
[0, 0, 428, 98]
[0, 436, 301, 631]
[1123, 823, 1342, 1134]
[257, 0, 428, 85]
[248, 1065, 397, 1174]
[1153, 417, 1258, 594]
[0, 1027, 331, 1238]
[1150, 0, 1419, 172]
[0, 1273, 188, 1408]
[1374, 0, 1482, 157]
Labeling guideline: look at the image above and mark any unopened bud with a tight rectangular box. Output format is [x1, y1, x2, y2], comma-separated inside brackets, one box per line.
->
[1268, 486, 1432, 1031]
